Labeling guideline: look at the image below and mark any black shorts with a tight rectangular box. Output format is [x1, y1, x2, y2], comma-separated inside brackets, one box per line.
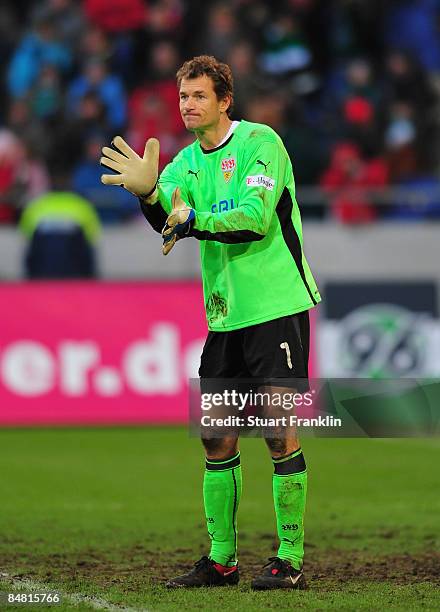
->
[199, 311, 310, 389]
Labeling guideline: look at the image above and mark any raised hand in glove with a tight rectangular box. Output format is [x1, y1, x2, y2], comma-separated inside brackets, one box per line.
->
[100, 136, 160, 202]
[162, 187, 195, 255]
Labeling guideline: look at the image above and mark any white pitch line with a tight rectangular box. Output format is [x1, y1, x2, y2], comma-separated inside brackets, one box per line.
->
[1, 574, 148, 612]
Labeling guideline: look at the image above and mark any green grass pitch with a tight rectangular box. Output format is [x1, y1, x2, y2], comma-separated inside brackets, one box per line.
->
[0, 427, 439, 611]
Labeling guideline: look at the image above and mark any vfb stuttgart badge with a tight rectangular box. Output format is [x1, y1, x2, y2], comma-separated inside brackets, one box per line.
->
[221, 157, 236, 183]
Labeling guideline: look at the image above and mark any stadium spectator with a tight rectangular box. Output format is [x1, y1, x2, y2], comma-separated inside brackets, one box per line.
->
[20, 187, 100, 278]
[334, 58, 381, 111]
[80, 25, 112, 65]
[384, 0, 440, 72]
[127, 41, 183, 167]
[341, 95, 382, 159]
[384, 102, 419, 182]
[384, 100, 440, 219]
[18, 140, 51, 213]
[322, 57, 383, 158]
[36, 0, 85, 53]
[259, 12, 313, 77]
[7, 8, 72, 98]
[0, 130, 26, 223]
[83, 1, 146, 85]
[327, 0, 385, 63]
[245, 92, 327, 195]
[0, 129, 50, 224]
[7, 99, 48, 160]
[66, 59, 127, 130]
[149, 39, 181, 81]
[84, 0, 146, 32]
[146, 0, 184, 37]
[45, 91, 110, 182]
[320, 141, 388, 223]
[226, 41, 271, 119]
[29, 64, 63, 120]
[384, 50, 437, 114]
[0, 5, 20, 112]
[201, 4, 239, 60]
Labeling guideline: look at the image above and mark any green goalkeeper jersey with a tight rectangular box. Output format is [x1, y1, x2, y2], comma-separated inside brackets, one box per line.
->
[153, 120, 321, 332]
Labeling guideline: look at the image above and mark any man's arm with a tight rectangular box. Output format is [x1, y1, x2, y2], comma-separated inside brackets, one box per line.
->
[100, 136, 190, 235]
[138, 153, 194, 233]
[138, 198, 168, 234]
[139, 161, 193, 234]
[101, 136, 166, 233]
[162, 140, 288, 252]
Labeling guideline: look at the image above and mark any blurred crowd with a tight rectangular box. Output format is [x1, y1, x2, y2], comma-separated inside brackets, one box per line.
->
[2, 0, 440, 231]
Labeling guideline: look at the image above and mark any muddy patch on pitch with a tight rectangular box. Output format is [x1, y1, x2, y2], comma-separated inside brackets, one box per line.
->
[1, 547, 439, 589]
[239, 549, 440, 586]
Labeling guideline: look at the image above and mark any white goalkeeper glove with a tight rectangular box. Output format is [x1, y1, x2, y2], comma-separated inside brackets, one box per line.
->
[100, 136, 160, 203]
[162, 187, 195, 255]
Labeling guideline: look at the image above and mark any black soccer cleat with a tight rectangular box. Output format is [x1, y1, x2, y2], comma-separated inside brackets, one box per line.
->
[166, 556, 239, 588]
[251, 557, 306, 590]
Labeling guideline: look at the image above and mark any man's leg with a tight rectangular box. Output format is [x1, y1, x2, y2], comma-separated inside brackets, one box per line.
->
[242, 312, 310, 588]
[166, 436, 241, 588]
[167, 328, 245, 588]
[198, 332, 245, 570]
[202, 436, 241, 567]
[265, 429, 307, 572]
[250, 399, 307, 590]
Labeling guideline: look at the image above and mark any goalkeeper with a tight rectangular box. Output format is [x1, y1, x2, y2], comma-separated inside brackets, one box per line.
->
[101, 55, 321, 590]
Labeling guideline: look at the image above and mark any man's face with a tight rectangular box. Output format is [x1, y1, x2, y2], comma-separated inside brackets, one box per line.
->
[179, 75, 228, 131]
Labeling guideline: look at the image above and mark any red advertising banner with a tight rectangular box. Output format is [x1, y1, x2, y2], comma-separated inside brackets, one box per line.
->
[0, 282, 318, 427]
[0, 282, 207, 426]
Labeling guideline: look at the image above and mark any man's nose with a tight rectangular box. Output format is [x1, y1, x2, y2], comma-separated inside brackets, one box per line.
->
[183, 97, 195, 111]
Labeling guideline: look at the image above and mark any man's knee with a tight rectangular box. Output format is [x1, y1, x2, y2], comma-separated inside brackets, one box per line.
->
[265, 437, 288, 457]
[265, 436, 300, 458]
[201, 436, 238, 460]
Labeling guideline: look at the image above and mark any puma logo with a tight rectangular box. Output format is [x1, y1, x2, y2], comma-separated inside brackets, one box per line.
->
[256, 159, 270, 172]
[188, 169, 200, 179]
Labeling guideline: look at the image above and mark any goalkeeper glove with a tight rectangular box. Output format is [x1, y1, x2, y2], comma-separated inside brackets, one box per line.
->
[162, 187, 195, 255]
[100, 136, 160, 203]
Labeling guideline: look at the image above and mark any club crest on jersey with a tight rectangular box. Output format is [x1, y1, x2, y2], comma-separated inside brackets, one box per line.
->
[221, 157, 236, 183]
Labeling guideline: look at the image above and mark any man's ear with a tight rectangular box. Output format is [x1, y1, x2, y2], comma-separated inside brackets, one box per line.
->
[220, 95, 232, 114]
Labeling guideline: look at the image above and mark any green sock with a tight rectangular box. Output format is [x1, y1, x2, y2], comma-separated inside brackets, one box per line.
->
[203, 452, 242, 566]
[272, 448, 307, 570]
